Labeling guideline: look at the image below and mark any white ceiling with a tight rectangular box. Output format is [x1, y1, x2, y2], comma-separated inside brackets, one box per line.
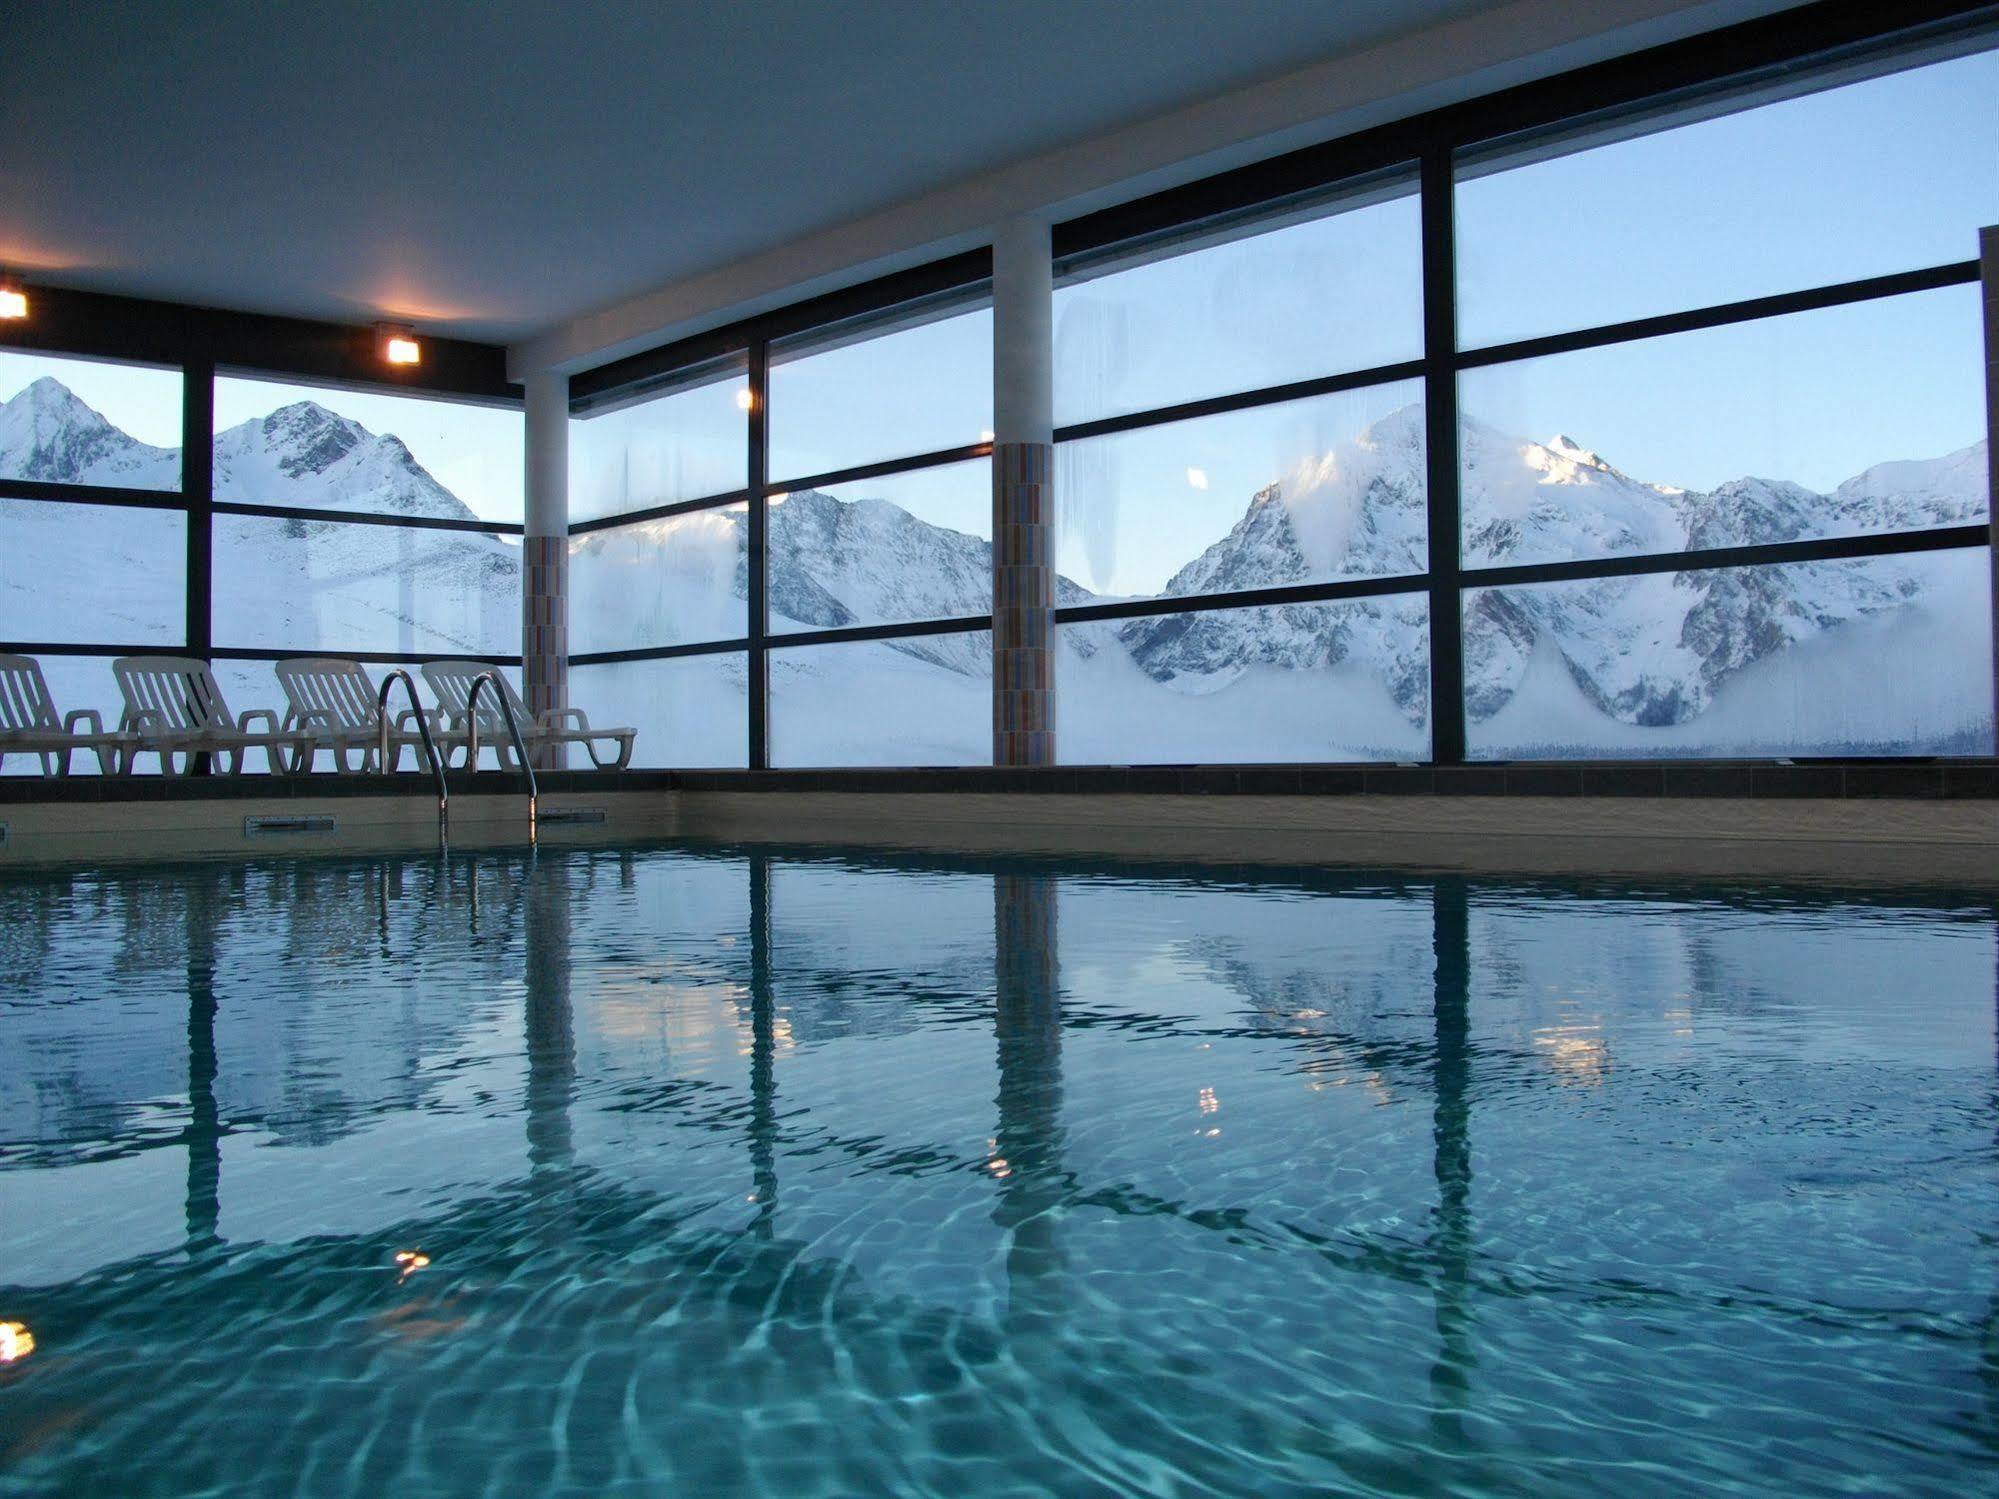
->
[1, 0, 1790, 361]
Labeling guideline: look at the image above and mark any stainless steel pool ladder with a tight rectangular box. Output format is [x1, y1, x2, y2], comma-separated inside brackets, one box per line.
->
[464, 671, 538, 845]
[376, 670, 451, 845]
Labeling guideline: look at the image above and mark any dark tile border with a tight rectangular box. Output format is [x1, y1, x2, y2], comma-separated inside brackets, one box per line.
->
[4, 759, 1997, 805]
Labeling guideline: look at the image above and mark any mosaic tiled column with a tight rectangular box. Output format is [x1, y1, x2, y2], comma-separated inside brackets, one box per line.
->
[992, 218, 1055, 767]
[993, 442, 1054, 765]
[524, 371, 570, 771]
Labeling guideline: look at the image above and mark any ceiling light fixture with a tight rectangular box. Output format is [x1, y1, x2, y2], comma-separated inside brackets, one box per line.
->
[0, 273, 28, 321]
[376, 323, 422, 367]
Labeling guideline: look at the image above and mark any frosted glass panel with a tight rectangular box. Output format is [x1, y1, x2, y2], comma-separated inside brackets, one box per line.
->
[1456, 46, 1999, 347]
[570, 503, 747, 653]
[770, 631, 990, 767]
[569, 656, 747, 770]
[768, 306, 992, 482]
[1459, 287, 1989, 568]
[769, 460, 991, 634]
[1465, 549, 1994, 758]
[213, 516, 519, 655]
[1, 499, 184, 645]
[1056, 381, 1425, 602]
[0, 350, 182, 491]
[213, 376, 524, 524]
[1059, 595, 1430, 765]
[569, 369, 748, 524]
[1055, 180, 1422, 424]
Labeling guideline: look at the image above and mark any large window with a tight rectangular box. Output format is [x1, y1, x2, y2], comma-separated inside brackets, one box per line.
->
[553, 21, 1994, 772]
[208, 377, 524, 723]
[568, 363, 754, 770]
[765, 300, 995, 765]
[1051, 170, 1430, 765]
[0, 351, 523, 774]
[1451, 38, 1994, 761]
[1, 352, 187, 771]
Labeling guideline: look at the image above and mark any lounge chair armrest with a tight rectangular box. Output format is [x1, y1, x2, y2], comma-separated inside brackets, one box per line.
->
[126, 707, 177, 739]
[540, 707, 591, 732]
[238, 708, 281, 735]
[62, 708, 106, 736]
[295, 708, 340, 738]
[394, 707, 445, 735]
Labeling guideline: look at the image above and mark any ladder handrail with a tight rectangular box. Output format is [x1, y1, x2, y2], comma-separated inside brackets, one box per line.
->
[376, 669, 450, 845]
[465, 672, 538, 843]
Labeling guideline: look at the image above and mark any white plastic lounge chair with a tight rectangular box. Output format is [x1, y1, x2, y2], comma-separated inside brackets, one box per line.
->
[273, 657, 462, 773]
[112, 656, 308, 775]
[0, 654, 133, 775]
[420, 659, 635, 771]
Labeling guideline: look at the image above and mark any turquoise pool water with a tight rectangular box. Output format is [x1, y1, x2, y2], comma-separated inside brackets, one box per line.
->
[1, 844, 1995, 1496]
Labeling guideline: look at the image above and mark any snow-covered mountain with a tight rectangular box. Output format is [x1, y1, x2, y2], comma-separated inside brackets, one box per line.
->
[4, 377, 1990, 758]
[1, 380, 518, 657]
[0, 376, 179, 488]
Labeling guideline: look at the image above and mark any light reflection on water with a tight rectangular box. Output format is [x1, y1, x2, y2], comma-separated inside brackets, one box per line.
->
[0, 846, 1995, 1497]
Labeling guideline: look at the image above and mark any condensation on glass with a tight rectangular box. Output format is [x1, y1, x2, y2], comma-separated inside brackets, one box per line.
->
[1458, 285, 1989, 568]
[1054, 172, 1423, 425]
[769, 630, 992, 768]
[1464, 548, 1994, 759]
[0, 349, 183, 492]
[211, 515, 520, 655]
[1055, 381, 1426, 603]
[212, 374, 526, 525]
[1058, 594, 1430, 765]
[1, 499, 185, 644]
[570, 502, 748, 654]
[568, 655, 748, 770]
[768, 459, 992, 635]
[767, 304, 993, 483]
[568, 363, 749, 525]
[1455, 43, 1999, 348]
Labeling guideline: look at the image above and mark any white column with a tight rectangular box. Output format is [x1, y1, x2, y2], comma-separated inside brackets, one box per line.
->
[523, 371, 570, 767]
[991, 218, 1056, 766]
[525, 371, 569, 539]
[993, 219, 1053, 445]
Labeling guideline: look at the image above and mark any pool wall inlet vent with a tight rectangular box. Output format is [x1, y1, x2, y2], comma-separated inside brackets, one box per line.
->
[536, 808, 607, 826]
[244, 814, 337, 837]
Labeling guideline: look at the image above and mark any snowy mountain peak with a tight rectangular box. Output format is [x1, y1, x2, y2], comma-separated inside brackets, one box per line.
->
[0, 376, 174, 487]
[257, 401, 371, 479]
[1545, 433, 1603, 466]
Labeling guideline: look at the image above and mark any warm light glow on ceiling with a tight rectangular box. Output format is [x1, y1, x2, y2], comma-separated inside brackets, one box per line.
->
[0, 1321, 33, 1364]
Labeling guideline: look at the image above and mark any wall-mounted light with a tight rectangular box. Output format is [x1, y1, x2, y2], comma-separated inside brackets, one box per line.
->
[0, 273, 27, 321]
[376, 323, 422, 367]
[735, 387, 755, 411]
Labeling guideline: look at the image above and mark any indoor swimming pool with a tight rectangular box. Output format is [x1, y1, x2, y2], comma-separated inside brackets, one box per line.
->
[1, 843, 1995, 1496]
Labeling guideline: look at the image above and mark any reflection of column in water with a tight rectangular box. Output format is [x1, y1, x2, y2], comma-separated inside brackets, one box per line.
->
[992, 872, 1066, 1337]
[1982, 903, 1999, 1441]
[184, 873, 224, 1251]
[747, 855, 778, 1236]
[1429, 877, 1475, 1433]
[523, 854, 576, 1184]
